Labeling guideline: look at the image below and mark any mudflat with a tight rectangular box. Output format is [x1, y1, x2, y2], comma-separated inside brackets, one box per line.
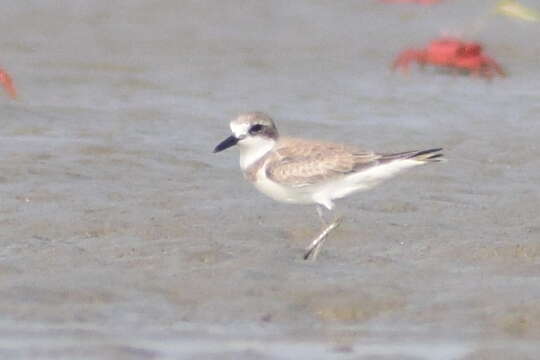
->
[1, 1, 539, 359]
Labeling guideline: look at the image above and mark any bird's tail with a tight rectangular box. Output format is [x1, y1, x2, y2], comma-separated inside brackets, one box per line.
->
[382, 148, 445, 163]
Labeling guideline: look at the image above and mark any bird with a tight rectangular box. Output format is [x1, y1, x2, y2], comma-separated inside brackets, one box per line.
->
[213, 112, 444, 260]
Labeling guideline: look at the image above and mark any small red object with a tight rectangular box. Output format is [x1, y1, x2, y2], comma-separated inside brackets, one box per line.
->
[0, 68, 17, 99]
[392, 37, 505, 79]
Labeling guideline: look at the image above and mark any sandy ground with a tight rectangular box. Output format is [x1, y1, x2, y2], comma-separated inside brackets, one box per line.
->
[1, 1, 540, 359]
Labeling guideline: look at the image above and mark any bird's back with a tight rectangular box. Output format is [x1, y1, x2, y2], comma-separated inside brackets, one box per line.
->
[266, 137, 381, 187]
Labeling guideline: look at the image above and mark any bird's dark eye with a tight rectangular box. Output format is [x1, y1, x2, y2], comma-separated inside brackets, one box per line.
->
[249, 124, 263, 134]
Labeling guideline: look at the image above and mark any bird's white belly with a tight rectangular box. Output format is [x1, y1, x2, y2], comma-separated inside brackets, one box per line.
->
[252, 166, 315, 205]
[248, 158, 421, 208]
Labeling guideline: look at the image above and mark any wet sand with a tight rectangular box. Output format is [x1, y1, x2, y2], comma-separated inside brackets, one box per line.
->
[1, 1, 540, 358]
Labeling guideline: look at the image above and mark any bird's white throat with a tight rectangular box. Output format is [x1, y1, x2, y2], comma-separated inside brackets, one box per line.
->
[238, 137, 275, 170]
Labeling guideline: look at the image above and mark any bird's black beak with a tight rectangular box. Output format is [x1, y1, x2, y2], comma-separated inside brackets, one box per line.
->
[213, 135, 239, 153]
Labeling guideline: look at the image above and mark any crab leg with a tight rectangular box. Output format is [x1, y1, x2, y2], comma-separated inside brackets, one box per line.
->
[484, 57, 506, 77]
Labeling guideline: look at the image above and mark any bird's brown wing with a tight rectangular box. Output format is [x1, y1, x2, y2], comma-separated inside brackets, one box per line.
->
[266, 138, 381, 187]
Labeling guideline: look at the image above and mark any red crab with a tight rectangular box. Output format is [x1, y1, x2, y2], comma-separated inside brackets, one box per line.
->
[0, 68, 16, 99]
[380, 0, 441, 4]
[392, 37, 505, 78]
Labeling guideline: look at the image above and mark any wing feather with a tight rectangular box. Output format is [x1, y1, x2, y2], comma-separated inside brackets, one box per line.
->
[266, 138, 381, 187]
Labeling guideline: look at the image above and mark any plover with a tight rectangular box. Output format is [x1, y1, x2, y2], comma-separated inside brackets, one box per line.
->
[214, 112, 443, 260]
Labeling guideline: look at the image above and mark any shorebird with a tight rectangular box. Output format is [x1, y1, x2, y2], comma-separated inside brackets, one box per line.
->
[213, 112, 443, 260]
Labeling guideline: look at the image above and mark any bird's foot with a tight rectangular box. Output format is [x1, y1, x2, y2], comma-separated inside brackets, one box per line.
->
[303, 217, 342, 261]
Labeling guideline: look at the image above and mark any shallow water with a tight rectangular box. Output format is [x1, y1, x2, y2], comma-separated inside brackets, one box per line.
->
[1, 1, 540, 359]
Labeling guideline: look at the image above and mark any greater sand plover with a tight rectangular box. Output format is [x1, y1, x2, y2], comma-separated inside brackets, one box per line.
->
[214, 112, 444, 260]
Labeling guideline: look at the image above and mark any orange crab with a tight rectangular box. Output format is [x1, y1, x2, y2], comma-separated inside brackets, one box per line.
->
[393, 37, 505, 78]
[0, 68, 16, 99]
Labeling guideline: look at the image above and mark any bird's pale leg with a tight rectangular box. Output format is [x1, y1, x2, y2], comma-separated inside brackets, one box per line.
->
[304, 206, 342, 261]
[309, 205, 331, 259]
[304, 218, 342, 261]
